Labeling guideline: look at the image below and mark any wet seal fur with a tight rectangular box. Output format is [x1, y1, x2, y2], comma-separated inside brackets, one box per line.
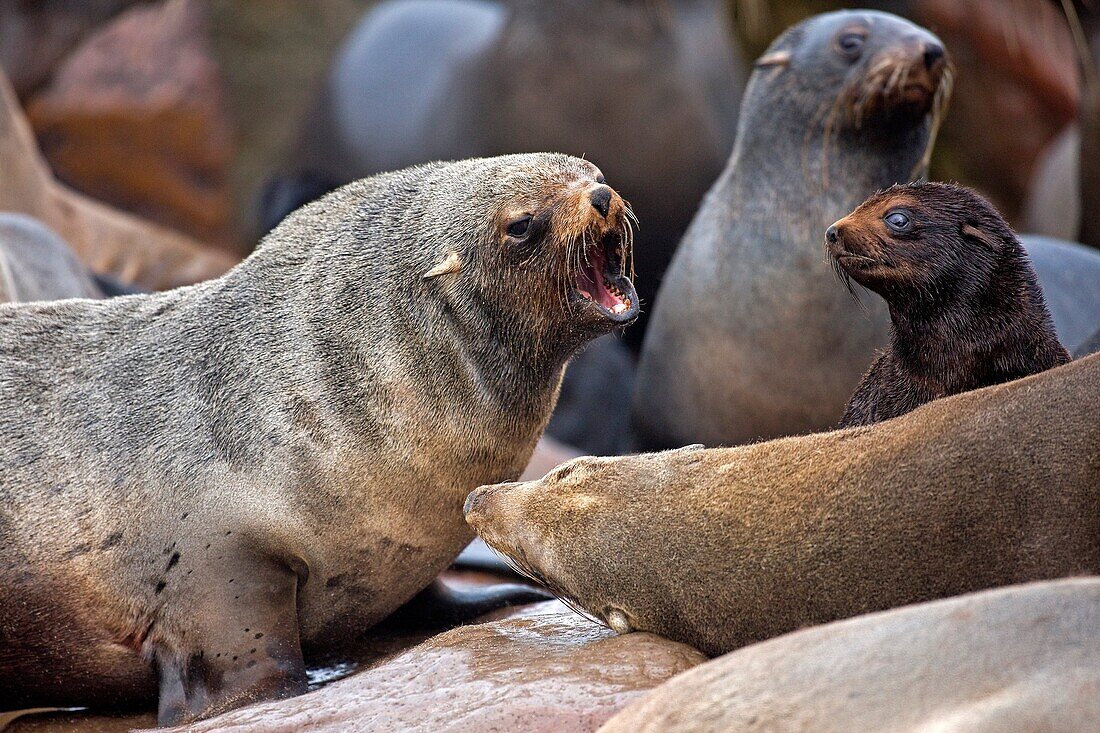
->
[0, 153, 639, 725]
[598, 579, 1100, 733]
[467, 354, 1100, 657]
[633, 10, 953, 448]
[829, 182, 1070, 427]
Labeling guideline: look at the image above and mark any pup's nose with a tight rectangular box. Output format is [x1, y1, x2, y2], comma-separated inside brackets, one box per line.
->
[590, 185, 613, 217]
[826, 224, 840, 244]
[923, 42, 945, 70]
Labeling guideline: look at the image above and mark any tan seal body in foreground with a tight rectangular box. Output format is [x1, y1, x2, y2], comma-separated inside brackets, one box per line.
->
[0, 153, 639, 725]
[598, 578, 1100, 733]
[467, 354, 1100, 657]
[633, 10, 952, 449]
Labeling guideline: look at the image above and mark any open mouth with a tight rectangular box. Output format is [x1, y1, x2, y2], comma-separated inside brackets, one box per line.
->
[572, 231, 638, 322]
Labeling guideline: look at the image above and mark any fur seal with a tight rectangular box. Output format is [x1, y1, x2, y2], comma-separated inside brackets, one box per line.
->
[633, 10, 952, 449]
[466, 353, 1100, 657]
[261, 0, 745, 346]
[0, 212, 102, 302]
[1019, 234, 1100, 354]
[829, 182, 1070, 427]
[598, 578, 1100, 733]
[0, 153, 639, 725]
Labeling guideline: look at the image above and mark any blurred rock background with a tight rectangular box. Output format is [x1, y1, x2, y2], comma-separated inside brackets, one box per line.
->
[0, 0, 1082, 253]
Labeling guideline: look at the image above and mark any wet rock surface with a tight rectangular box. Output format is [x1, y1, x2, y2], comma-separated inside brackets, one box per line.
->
[168, 603, 704, 733]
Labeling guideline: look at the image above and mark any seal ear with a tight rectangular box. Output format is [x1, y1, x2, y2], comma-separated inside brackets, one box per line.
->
[960, 223, 1001, 251]
[754, 50, 791, 69]
[423, 250, 463, 280]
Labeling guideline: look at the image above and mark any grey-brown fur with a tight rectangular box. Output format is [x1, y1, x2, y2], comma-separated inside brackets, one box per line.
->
[0, 213, 102, 302]
[633, 10, 952, 448]
[0, 153, 636, 724]
[467, 354, 1100, 657]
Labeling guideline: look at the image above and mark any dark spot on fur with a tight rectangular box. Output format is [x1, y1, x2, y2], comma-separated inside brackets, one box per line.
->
[250, 648, 256, 654]
[155, 581, 167, 594]
[254, 632, 263, 639]
[181, 512, 189, 520]
[64, 542, 92, 560]
[247, 660, 257, 668]
[99, 531, 123, 550]
[325, 575, 343, 589]
[166, 552, 180, 571]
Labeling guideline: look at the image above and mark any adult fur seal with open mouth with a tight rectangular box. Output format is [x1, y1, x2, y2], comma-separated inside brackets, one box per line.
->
[0, 153, 638, 725]
[467, 354, 1099, 657]
[828, 182, 1070, 427]
[633, 10, 953, 448]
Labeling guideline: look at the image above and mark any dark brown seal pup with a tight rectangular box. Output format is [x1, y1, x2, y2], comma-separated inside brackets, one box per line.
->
[598, 578, 1100, 733]
[829, 181, 1071, 427]
[466, 354, 1100, 657]
[633, 10, 953, 450]
[0, 153, 638, 725]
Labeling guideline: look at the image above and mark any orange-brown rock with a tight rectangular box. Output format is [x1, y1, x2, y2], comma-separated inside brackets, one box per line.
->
[25, 0, 236, 248]
[0, 66, 235, 291]
[164, 603, 704, 733]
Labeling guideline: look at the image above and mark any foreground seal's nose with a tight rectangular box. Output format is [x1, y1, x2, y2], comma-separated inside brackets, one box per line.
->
[590, 185, 613, 217]
[826, 224, 839, 244]
[923, 42, 945, 70]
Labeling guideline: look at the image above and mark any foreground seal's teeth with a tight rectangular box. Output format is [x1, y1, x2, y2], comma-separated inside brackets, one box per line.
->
[613, 303, 627, 314]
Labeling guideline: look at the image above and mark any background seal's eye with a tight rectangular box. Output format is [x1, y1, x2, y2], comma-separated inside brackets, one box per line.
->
[595, 173, 606, 184]
[507, 215, 532, 238]
[884, 210, 911, 233]
[837, 32, 865, 60]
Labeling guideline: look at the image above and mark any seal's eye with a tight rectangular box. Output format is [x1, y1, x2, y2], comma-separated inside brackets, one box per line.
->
[837, 32, 865, 60]
[884, 210, 912, 233]
[595, 173, 606, 184]
[507, 215, 532, 238]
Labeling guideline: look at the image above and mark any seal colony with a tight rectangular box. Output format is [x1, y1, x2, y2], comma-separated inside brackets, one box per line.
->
[0, 153, 638, 725]
[467, 354, 1100, 657]
[633, 9, 953, 449]
[829, 182, 1070, 427]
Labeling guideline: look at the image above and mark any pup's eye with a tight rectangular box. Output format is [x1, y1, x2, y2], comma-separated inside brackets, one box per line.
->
[884, 210, 911, 232]
[837, 32, 865, 59]
[507, 215, 532, 238]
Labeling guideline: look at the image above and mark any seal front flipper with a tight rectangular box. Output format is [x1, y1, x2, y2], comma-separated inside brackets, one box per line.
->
[152, 553, 308, 725]
[387, 579, 552, 630]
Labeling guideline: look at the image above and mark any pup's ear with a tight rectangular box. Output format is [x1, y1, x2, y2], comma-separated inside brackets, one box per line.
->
[754, 50, 791, 69]
[960, 223, 1001, 251]
[423, 250, 463, 280]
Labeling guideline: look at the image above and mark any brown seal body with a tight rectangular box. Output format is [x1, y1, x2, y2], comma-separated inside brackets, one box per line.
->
[0, 153, 639, 725]
[467, 354, 1100, 657]
[829, 182, 1070, 427]
[598, 578, 1100, 733]
[633, 10, 952, 449]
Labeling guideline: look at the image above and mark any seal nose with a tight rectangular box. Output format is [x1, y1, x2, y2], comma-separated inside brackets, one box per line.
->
[922, 42, 945, 70]
[826, 224, 840, 244]
[590, 185, 613, 218]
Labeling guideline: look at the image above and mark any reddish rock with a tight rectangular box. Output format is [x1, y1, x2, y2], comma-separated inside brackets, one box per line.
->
[0, 66, 236, 291]
[25, 0, 236, 248]
[170, 604, 705, 733]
